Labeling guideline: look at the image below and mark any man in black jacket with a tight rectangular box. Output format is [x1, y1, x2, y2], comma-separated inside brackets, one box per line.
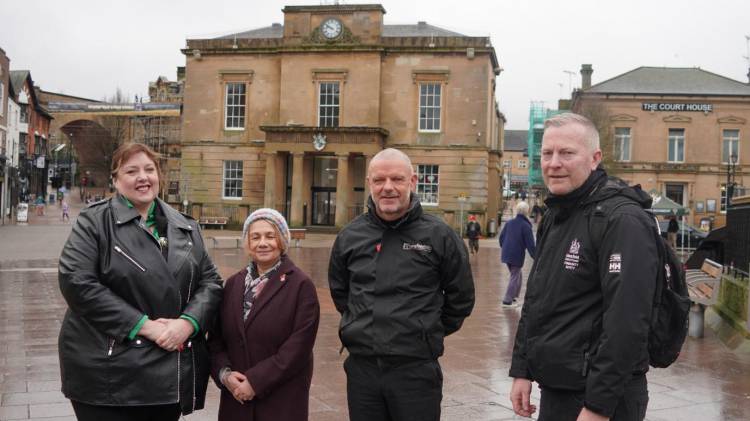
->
[509, 113, 657, 421]
[329, 148, 475, 421]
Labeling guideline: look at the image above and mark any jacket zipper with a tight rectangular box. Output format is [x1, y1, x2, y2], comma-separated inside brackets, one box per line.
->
[114, 245, 146, 272]
[581, 351, 590, 376]
[107, 338, 115, 356]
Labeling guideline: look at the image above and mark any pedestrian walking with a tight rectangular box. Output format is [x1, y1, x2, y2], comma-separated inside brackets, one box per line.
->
[329, 148, 475, 421]
[667, 216, 679, 249]
[509, 113, 657, 421]
[35, 195, 45, 216]
[57, 143, 222, 420]
[466, 214, 481, 255]
[209, 208, 320, 421]
[498, 201, 535, 307]
[61, 201, 70, 222]
[530, 203, 543, 224]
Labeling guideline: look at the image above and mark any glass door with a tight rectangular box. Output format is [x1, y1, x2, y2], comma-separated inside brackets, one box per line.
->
[312, 188, 336, 225]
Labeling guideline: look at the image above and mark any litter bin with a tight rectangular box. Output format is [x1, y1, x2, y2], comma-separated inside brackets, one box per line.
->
[49, 194, 55, 203]
[488, 218, 497, 237]
[17, 203, 29, 223]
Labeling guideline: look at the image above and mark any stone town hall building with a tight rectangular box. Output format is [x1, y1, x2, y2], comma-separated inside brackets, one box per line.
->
[180, 3, 503, 229]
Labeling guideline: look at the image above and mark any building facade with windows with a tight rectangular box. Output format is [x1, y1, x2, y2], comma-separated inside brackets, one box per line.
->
[572, 65, 750, 227]
[501, 129, 528, 197]
[0, 47, 10, 224]
[180, 3, 503, 229]
[9, 71, 52, 203]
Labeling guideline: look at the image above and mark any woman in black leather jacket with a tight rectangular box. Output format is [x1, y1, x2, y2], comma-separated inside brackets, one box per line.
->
[57, 143, 222, 421]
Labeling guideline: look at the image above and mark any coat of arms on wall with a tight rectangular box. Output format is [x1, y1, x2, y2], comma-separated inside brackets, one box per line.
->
[312, 133, 327, 151]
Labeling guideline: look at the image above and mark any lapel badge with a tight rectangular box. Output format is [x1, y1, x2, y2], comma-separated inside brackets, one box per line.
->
[280, 274, 286, 282]
[158, 237, 168, 249]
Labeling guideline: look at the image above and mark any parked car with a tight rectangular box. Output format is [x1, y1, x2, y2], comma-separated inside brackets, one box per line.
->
[658, 220, 708, 249]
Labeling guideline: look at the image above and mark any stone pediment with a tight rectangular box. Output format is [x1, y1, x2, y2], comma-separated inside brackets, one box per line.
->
[662, 114, 692, 123]
[717, 115, 747, 125]
[610, 114, 637, 122]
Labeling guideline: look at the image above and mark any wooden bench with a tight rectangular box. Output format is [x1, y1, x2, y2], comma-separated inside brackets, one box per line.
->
[198, 216, 229, 230]
[289, 229, 306, 247]
[685, 258, 723, 338]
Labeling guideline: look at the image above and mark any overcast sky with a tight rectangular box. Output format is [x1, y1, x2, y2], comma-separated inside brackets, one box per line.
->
[2, 0, 749, 129]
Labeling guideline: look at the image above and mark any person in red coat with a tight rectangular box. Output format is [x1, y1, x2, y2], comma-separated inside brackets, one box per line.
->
[210, 208, 320, 421]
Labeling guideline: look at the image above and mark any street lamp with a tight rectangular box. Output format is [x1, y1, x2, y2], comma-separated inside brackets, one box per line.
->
[726, 152, 738, 209]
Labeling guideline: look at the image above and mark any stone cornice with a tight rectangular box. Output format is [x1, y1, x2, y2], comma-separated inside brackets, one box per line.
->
[260, 125, 390, 136]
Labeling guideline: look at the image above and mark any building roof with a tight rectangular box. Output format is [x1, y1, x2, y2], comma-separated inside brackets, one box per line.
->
[216, 24, 284, 39]
[382, 23, 465, 37]
[504, 130, 528, 152]
[585, 66, 750, 96]
[217, 22, 465, 40]
[9, 70, 29, 95]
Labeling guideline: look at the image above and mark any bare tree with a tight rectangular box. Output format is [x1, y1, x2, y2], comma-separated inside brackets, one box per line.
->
[102, 87, 130, 104]
[576, 101, 619, 175]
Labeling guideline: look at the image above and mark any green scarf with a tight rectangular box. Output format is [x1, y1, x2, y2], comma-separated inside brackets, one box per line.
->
[121, 196, 159, 240]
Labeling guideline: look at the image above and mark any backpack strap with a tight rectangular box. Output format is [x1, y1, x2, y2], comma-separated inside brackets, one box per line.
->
[586, 195, 644, 251]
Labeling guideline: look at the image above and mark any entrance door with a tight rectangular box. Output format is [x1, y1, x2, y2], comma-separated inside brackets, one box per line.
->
[312, 188, 336, 226]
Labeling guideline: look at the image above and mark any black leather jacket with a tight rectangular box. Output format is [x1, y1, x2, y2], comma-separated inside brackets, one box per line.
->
[58, 196, 222, 414]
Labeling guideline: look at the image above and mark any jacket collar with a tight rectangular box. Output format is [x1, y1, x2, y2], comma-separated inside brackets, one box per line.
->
[241, 256, 296, 327]
[111, 194, 194, 232]
[366, 194, 423, 228]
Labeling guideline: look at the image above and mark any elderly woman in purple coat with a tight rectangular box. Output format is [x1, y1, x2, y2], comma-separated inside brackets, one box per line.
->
[209, 208, 320, 421]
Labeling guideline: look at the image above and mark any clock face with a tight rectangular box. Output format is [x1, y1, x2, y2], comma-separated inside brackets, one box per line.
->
[321, 18, 342, 39]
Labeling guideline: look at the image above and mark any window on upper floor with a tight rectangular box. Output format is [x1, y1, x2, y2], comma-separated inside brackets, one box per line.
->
[517, 160, 528, 169]
[502, 159, 512, 168]
[0, 82, 4, 117]
[222, 160, 243, 199]
[20, 104, 28, 124]
[614, 127, 631, 161]
[418, 83, 442, 132]
[722, 129, 740, 164]
[224, 83, 246, 130]
[416, 164, 439, 205]
[667, 128, 684, 163]
[318, 81, 340, 128]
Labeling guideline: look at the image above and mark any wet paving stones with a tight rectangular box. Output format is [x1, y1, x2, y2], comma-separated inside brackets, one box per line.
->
[2, 225, 750, 420]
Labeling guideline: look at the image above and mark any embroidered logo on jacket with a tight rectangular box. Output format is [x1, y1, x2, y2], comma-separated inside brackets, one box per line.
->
[402, 242, 432, 253]
[564, 239, 581, 270]
[608, 253, 622, 273]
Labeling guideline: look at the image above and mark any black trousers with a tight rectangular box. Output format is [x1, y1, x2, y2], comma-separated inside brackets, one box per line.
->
[344, 354, 443, 421]
[71, 400, 181, 421]
[538, 374, 649, 421]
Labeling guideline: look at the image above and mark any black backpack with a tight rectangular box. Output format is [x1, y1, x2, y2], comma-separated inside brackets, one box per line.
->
[588, 196, 691, 368]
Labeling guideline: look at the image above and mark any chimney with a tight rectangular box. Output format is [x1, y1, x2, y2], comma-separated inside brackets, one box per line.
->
[581, 64, 593, 90]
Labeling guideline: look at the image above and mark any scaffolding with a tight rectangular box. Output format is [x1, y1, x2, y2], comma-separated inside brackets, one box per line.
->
[527, 102, 562, 191]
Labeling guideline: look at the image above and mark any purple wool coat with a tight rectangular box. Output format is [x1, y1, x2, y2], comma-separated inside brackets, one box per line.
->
[209, 256, 320, 421]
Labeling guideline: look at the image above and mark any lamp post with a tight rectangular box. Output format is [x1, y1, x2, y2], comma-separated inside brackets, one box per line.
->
[457, 194, 468, 239]
[726, 152, 738, 210]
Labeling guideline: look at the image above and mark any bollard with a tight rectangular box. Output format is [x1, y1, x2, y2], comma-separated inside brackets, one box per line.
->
[688, 303, 705, 338]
